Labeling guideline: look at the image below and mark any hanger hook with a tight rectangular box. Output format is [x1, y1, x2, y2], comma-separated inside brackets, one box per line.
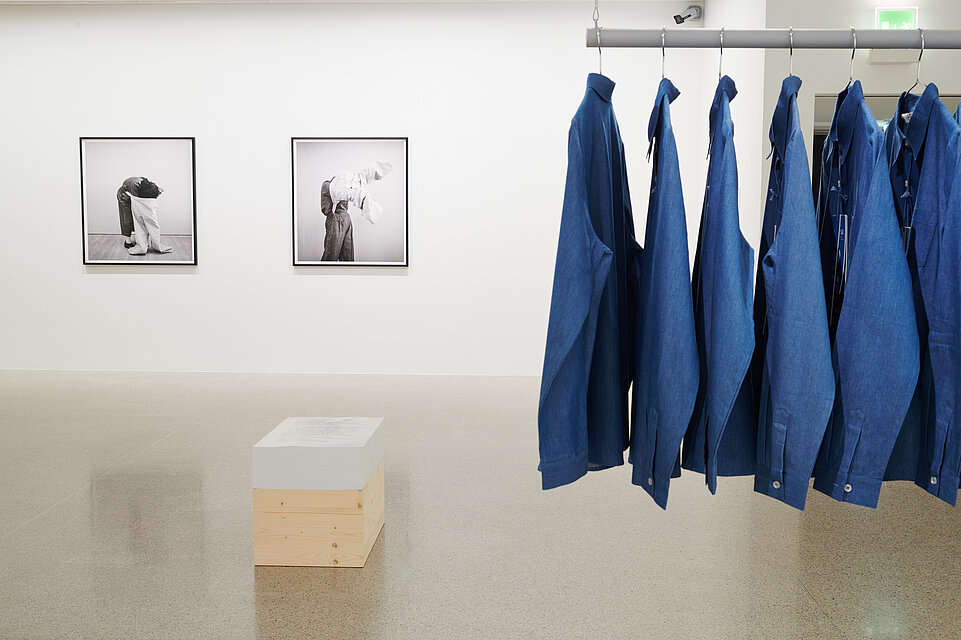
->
[916, 28, 925, 85]
[718, 27, 724, 81]
[788, 26, 794, 76]
[593, 0, 602, 75]
[909, 28, 925, 93]
[661, 27, 666, 79]
[597, 28, 603, 75]
[848, 27, 856, 86]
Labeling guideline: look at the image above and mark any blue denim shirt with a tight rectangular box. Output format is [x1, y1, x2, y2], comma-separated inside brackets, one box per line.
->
[882, 91, 932, 485]
[883, 84, 961, 504]
[629, 78, 699, 509]
[680, 76, 756, 492]
[538, 74, 640, 490]
[752, 76, 835, 510]
[810, 82, 920, 508]
[951, 102, 960, 491]
[815, 86, 859, 335]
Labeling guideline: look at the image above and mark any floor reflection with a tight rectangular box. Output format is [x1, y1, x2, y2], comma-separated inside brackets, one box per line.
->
[797, 482, 958, 638]
[87, 470, 206, 566]
[254, 530, 389, 638]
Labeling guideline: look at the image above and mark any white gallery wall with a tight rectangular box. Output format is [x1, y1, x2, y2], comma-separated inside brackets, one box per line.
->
[0, 0, 766, 375]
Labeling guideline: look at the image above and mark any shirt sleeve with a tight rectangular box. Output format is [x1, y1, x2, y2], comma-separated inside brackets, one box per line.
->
[537, 123, 613, 490]
[921, 143, 961, 502]
[815, 152, 920, 508]
[755, 124, 836, 510]
[358, 161, 392, 183]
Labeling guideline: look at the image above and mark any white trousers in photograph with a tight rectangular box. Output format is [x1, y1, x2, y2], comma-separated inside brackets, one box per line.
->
[128, 194, 172, 255]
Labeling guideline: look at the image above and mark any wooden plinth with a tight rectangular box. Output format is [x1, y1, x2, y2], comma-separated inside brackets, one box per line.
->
[253, 458, 385, 567]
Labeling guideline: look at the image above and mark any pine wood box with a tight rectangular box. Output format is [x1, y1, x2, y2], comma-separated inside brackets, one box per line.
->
[252, 418, 385, 567]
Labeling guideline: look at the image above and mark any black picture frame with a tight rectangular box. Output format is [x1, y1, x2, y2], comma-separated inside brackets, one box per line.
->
[291, 137, 409, 267]
[80, 137, 198, 266]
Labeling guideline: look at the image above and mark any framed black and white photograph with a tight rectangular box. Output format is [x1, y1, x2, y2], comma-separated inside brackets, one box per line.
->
[80, 137, 197, 265]
[292, 137, 408, 266]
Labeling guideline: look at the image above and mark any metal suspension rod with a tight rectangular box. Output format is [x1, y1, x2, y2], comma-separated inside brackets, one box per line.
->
[586, 28, 961, 50]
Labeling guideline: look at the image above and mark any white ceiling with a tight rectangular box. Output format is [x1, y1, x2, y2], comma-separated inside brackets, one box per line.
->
[1, 0, 690, 4]
[1, 0, 689, 3]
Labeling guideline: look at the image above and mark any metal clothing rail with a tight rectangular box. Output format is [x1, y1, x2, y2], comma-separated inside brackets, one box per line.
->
[586, 28, 961, 50]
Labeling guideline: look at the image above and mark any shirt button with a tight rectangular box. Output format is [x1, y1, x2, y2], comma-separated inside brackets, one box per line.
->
[647, 477, 653, 486]
[930, 476, 938, 486]
[844, 483, 853, 493]
[772, 480, 781, 489]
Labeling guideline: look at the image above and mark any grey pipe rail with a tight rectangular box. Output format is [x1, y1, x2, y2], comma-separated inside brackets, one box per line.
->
[586, 28, 961, 50]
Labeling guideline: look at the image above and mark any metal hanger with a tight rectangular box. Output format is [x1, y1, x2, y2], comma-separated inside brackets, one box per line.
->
[788, 26, 794, 76]
[707, 28, 725, 160]
[661, 27, 667, 78]
[647, 28, 668, 164]
[907, 28, 925, 94]
[593, 0, 602, 75]
[846, 27, 856, 89]
[773, 27, 790, 244]
[718, 27, 724, 81]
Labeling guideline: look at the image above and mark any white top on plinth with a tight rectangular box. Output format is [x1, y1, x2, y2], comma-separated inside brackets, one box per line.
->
[253, 417, 385, 490]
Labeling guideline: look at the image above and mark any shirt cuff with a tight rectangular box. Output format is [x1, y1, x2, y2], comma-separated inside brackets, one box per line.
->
[812, 466, 883, 508]
[917, 469, 960, 506]
[754, 465, 812, 510]
[631, 466, 672, 510]
[539, 450, 588, 490]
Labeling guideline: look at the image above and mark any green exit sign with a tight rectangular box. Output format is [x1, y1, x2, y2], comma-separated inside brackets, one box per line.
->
[876, 7, 918, 30]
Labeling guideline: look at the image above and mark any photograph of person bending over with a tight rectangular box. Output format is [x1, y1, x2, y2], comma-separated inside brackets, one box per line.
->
[117, 176, 172, 255]
[81, 137, 197, 265]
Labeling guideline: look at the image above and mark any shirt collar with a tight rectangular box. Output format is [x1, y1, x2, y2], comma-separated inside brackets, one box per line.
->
[817, 87, 847, 170]
[709, 75, 737, 141]
[647, 77, 680, 143]
[586, 73, 615, 103]
[885, 92, 916, 166]
[904, 82, 940, 153]
[769, 75, 803, 159]
[827, 87, 849, 145]
[836, 80, 865, 162]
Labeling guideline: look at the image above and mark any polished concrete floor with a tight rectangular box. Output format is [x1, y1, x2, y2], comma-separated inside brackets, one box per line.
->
[0, 371, 959, 639]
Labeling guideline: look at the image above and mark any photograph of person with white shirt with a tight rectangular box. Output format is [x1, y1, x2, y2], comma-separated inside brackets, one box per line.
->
[292, 138, 408, 266]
